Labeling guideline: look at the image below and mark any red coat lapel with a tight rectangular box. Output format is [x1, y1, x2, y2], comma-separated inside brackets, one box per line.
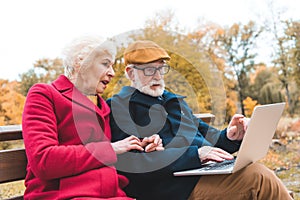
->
[51, 75, 108, 118]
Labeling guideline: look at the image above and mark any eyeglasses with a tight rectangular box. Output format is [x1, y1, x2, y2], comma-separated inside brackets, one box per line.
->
[132, 64, 170, 76]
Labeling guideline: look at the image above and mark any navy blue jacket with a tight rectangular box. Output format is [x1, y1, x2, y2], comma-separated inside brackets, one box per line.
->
[107, 86, 241, 200]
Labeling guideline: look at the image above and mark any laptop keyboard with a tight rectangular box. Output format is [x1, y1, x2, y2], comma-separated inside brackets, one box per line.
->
[201, 159, 236, 170]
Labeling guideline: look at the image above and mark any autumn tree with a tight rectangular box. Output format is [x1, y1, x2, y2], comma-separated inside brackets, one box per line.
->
[105, 11, 215, 117]
[263, 2, 299, 116]
[288, 21, 300, 89]
[209, 21, 263, 115]
[0, 80, 25, 125]
[247, 65, 284, 105]
[19, 58, 63, 96]
[141, 12, 232, 124]
[260, 83, 285, 104]
[270, 20, 294, 115]
[284, 20, 300, 114]
[190, 21, 239, 123]
[243, 97, 259, 117]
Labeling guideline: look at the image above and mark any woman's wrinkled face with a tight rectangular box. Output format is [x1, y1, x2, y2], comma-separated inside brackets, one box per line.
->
[75, 48, 115, 95]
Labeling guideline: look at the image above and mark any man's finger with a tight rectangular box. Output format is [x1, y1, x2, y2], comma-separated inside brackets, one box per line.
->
[155, 146, 165, 151]
[153, 135, 160, 144]
[145, 143, 155, 152]
[212, 150, 234, 160]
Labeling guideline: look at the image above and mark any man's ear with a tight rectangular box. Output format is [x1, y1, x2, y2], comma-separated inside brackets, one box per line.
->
[125, 67, 135, 80]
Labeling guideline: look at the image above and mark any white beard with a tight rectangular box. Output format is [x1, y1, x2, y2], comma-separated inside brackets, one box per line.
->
[133, 71, 165, 97]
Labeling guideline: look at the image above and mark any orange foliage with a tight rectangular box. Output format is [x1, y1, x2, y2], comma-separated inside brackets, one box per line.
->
[243, 97, 259, 117]
[0, 80, 25, 125]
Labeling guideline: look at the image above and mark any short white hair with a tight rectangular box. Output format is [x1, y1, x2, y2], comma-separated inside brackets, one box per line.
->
[61, 35, 116, 77]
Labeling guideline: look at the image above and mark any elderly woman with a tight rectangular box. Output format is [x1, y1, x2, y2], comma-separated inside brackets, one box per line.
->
[22, 36, 162, 200]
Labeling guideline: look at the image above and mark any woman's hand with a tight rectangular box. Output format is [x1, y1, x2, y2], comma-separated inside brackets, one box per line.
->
[141, 134, 164, 152]
[111, 135, 144, 154]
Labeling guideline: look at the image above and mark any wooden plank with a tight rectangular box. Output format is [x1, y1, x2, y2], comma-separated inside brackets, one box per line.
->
[5, 195, 24, 200]
[194, 113, 215, 123]
[0, 148, 27, 183]
[0, 125, 23, 141]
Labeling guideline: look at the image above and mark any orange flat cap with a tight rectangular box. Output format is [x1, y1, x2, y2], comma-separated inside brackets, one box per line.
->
[124, 40, 170, 65]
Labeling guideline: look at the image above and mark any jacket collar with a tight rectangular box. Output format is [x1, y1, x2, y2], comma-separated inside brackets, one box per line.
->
[116, 86, 185, 103]
[51, 75, 109, 116]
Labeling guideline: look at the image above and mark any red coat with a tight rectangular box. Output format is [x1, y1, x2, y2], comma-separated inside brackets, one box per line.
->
[22, 75, 132, 200]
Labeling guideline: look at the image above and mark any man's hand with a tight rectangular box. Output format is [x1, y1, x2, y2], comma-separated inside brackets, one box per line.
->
[141, 134, 164, 152]
[198, 146, 234, 163]
[227, 114, 249, 141]
[111, 135, 144, 154]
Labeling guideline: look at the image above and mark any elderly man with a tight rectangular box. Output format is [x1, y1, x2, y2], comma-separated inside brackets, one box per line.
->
[107, 40, 292, 200]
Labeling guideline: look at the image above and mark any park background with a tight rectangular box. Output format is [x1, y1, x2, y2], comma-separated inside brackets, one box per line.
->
[0, 0, 299, 199]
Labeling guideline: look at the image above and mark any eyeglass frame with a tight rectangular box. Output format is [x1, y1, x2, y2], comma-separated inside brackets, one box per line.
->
[130, 64, 170, 76]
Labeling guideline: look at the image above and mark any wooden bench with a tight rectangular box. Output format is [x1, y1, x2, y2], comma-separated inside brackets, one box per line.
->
[0, 114, 294, 199]
[0, 125, 25, 200]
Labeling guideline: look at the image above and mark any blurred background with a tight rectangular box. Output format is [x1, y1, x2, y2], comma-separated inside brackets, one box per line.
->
[0, 0, 299, 199]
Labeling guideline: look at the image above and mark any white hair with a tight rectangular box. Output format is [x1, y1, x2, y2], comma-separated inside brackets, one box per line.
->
[61, 35, 116, 78]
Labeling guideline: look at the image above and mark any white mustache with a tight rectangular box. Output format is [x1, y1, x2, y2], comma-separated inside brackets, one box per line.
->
[149, 80, 164, 85]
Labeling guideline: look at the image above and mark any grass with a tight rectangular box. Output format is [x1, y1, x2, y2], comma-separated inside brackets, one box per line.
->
[260, 139, 300, 200]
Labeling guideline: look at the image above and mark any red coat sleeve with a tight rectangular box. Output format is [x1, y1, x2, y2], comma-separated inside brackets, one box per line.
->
[22, 83, 117, 180]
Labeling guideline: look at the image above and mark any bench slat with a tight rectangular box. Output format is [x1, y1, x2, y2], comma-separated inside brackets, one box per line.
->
[4, 196, 24, 200]
[0, 125, 23, 141]
[193, 113, 215, 123]
[0, 148, 27, 183]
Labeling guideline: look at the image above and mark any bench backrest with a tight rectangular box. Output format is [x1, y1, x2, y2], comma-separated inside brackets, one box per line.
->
[0, 125, 25, 200]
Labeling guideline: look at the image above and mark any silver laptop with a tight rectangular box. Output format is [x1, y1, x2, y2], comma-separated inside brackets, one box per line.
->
[173, 102, 286, 176]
